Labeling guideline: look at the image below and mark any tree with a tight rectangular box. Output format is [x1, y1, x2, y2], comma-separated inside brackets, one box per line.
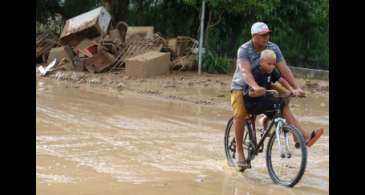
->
[102, 0, 130, 27]
[36, 0, 329, 70]
[61, 0, 99, 19]
[36, 0, 63, 23]
[183, 0, 280, 48]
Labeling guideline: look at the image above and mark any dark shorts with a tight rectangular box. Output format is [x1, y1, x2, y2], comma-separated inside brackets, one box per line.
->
[244, 95, 285, 119]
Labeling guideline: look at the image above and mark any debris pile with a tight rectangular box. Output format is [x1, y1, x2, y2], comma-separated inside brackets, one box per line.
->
[169, 36, 199, 71]
[36, 32, 60, 62]
[36, 6, 198, 78]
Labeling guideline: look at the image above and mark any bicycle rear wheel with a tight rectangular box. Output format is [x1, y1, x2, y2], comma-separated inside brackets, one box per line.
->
[266, 124, 307, 187]
[224, 117, 251, 168]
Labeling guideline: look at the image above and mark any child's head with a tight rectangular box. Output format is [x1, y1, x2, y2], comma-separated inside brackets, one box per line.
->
[260, 49, 276, 73]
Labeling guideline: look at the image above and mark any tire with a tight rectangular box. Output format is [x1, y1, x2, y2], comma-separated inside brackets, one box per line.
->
[266, 124, 307, 187]
[224, 117, 251, 168]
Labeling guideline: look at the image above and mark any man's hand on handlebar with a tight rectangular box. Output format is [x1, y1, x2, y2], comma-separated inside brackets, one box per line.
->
[265, 90, 279, 96]
[249, 87, 304, 99]
[292, 88, 306, 97]
[249, 86, 266, 97]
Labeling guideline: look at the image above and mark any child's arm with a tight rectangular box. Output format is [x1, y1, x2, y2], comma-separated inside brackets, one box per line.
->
[249, 86, 264, 97]
[277, 77, 295, 94]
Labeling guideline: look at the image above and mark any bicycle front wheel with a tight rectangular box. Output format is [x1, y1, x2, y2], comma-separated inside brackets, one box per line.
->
[266, 124, 307, 187]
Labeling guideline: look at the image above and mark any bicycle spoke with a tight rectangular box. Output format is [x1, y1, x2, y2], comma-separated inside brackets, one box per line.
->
[267, 125, 306, 185]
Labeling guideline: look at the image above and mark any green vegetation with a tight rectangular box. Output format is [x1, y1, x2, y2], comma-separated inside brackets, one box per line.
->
[203, 49, 230, 74]
[36, 0, 329, 70]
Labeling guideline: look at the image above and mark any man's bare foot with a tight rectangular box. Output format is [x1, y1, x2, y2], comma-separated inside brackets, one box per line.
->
[236, 149, 249, 171]
[236, 160, 250, 171]
[236, 148, 245, 162]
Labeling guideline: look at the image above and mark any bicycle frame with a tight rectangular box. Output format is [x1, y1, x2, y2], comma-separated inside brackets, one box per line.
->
[239, 92, 294, 161]
[246, 115, 276, 156]
[245, 103, 287, 157]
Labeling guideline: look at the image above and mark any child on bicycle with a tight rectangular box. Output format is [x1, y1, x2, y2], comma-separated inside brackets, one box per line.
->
[242, 49, 293, 116]
[242, 49, 324, 147]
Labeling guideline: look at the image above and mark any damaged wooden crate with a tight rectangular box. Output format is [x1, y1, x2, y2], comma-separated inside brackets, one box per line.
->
[168, 36, 198, 71]
[115, 21, 128, 43]
[73, 39, 99, 57]
[36, 32, 59, 61]
[108, 21, 128, 45]
[100, 21, 128, 49]
[172, 55, 197, 71]
[100, 39, 122, 56]
[176, 36, 198, 57]
[47, 46, 75, 70]
[107, 33, 167, 72]
[126, 26, 154, 40]
[59, 6, 112, 47]
[84, 50, 115, 73]
[123, 34, 166, 58]
[125, 51, 171, 78]
[167, 38, 177, 56]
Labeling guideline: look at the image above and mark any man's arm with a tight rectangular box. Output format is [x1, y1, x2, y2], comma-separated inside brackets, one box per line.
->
[276, 60, 299, 89]
[238, 60, 265, 96]
[276, 60, 305, 97]
[239, 60, 259, 88]
[278, 77, 295, 93]
[272, 44, 302, 90]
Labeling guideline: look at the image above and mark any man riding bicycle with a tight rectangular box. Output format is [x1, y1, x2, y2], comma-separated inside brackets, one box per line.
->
[230, 22, 324, 170]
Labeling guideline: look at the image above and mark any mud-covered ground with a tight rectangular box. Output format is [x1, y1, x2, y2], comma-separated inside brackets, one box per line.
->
[36, 68, 329, 195]
[36, 67, 328, 107]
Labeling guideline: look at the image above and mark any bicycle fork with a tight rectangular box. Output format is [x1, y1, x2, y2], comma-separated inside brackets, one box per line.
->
[274, 118, 291, 158]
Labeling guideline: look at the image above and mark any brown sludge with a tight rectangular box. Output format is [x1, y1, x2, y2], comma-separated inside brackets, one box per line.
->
[36, 76, 329, 195]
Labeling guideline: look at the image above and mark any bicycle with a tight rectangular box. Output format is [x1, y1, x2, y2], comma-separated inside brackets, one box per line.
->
[224, 90, 307, 187]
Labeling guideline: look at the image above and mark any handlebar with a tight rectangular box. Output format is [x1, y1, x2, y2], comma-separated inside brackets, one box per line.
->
[249, 88, 304, 98]
[264, 90, 292, 98]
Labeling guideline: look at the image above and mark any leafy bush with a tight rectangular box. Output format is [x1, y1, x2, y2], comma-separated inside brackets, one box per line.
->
[203, 50, 230, 74]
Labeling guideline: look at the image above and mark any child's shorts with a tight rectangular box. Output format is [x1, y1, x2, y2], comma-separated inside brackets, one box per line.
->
[244, 95, 285, 119]
[230, 83, 290, 119]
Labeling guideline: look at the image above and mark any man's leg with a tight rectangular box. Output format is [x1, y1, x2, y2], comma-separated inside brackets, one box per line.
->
[234, 116, 246, 162]
[271, 83, 311, 140]
[231, 90, 248, 163]
[282, 104, 310, 140]
[283, 104, 324, 147]
[272, 83, 323, 145]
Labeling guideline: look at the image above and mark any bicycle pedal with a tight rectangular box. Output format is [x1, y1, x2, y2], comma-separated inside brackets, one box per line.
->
[257, 146, 263, 153]
[238, 165, 252, 172]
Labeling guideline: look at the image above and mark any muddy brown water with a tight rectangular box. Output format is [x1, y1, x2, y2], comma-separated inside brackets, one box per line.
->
[36, 79, 329, 195]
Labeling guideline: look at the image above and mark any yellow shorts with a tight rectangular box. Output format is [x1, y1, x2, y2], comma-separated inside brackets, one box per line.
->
[230, 83, 289, 119]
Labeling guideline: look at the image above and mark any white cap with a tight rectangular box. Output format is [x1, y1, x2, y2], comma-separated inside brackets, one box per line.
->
[251, 22, 271, 35]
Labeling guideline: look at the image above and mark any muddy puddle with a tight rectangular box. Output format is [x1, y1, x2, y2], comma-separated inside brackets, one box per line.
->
[36, 79, 329, 195]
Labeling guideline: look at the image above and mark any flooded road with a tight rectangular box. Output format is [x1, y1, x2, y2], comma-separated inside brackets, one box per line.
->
[36, 79, 329, 195]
